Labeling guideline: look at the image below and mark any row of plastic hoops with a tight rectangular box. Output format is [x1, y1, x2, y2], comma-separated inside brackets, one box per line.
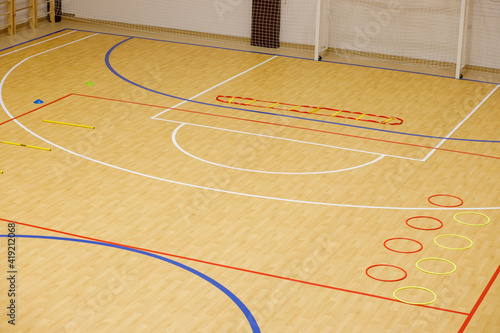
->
[365, 195, 491, 305]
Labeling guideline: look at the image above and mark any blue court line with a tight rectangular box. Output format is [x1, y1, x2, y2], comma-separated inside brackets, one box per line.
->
[1, 26, 499, 86]
[1, 27, 498, 142]
[0, 234, 260, 332]
[0, 28, 70, 53]
[70, 28, 500, 86]
[105, 37, 500, 143]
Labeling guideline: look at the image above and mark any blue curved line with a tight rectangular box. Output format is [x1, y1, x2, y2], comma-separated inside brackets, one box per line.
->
[105, 38, 500, 143]
[1, 234, 260, 332]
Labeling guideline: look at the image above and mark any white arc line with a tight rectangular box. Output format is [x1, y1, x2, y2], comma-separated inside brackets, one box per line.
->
[0, 30, 77, 58]
[1, 36, 499, 210]
[154, 117, 422, 161]
[151, 56, 277, 118]
[422, 84, 499, 161]
[1, 33, 99, 92]
[172, 123, 385, 175]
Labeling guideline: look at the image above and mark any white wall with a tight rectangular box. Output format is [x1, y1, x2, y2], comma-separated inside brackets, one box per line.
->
[62, 0, 317, 44]
[60, 0, 499, 70]
[63, 0, 252, 38]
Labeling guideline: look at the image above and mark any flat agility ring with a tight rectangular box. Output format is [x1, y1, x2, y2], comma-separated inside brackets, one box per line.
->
[428, 194, 464, 207]
[454, 212, 491, 226]
[365, 264, 407, 282]
[434, 234, 473, 250]
[406, 216, 443, 231]
[393, 286, 437, 305]
[384, 237, 423, 254]
[416, 257, 457, 275]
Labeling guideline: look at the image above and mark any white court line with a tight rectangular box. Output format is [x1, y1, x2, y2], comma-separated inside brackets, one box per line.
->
[2, 36, 498, 210]
[422, 85, 500, 161]
[0, 30, 77, 58]
[0, 32, 99, 95]
[151, 55, 277, 119]
[171, 123, 386, 174]
[155, 117, 422, 161]
[154, 118, 422, 162]
[146, 46, 423, 162]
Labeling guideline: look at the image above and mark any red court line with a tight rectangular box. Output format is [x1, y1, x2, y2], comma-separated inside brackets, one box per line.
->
[458, 265, 500, 332]
[71, 93, 166, 109]
[3, 93, 498, 160]
[0, 217, 469, 316]
[0, 94, 73, 126]
[72, 93, 500, 161]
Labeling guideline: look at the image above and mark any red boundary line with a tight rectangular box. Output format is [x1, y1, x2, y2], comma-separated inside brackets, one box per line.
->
[2, 93, 499, 160]
[0, 217, 468, 316]
[72, 93, 500, 161]
[457, 265, 500, 332]
[0, 94, 73, 127]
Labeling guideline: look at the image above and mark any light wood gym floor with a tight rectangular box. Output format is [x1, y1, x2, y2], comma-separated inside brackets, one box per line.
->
[0, 21, 499, 332]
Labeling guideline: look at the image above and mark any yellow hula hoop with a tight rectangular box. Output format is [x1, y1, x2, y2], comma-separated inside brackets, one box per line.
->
[454, 212, 491, 226]
[416, 257, 457, 275]
[393, 286, 437, 305]
[434, 234, 473, 250]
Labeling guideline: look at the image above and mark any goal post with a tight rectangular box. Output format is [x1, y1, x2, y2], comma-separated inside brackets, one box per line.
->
[314, 0, 329, 61]
[455, 0, 469, 79]
[316, 0, 499, 82]
[327, 1, 462, 73]
[53, 0, 498, 82]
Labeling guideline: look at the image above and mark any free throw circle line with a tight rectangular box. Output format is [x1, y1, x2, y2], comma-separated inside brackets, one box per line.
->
[172, 123, 385, 175]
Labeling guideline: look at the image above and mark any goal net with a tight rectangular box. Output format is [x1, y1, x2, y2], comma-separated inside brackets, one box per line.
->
[321, 0, 500, 82]
[462, 0, 500, 82]
[58, 0, 499, 81]
[327, 0, 462, 73]
[61, 0, 320, 56]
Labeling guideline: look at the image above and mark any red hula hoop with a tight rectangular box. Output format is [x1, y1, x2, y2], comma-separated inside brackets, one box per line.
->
[384, 237, 423, 254]
[428, 194, 464, 207]
[406, 216, 444, 231]
[365, 264, 408, 282]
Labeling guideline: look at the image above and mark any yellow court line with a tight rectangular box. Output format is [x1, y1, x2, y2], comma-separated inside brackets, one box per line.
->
[43, 120, 95, 129]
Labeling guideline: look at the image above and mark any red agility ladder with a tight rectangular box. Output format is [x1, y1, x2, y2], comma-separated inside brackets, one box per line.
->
[216, 95, 404, 125]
